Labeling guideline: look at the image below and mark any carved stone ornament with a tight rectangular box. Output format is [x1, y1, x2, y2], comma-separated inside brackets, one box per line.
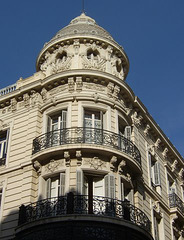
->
[144, 124, 150, 136]
[40, 48, 72, 76]
[68, 77, 75, 92]
[107, 82, 114, 97]
[23, 93, 30, 107]
[34, 161, 42, 174]
[179, 168, 184, 180]
[131, 111, 143, 127]
[118, 160, 126, 174]
[30, 90, 39, 107]
[112, 85, 120, 100]
[76, 77, 83, 92]
[89, 157, 106, 170]
[171, 160, 178, 172]
[110, 156, 117, 172]
[64, 151, 70, 167]
[76, 150, 82, 166]
[45, 159, 60, 173]
[73, 39, 80, 55]
[81, 52, 106, 71]
[111, 55, 124, 79]
[41, 88, 49, 103]
[153, 201, 162, 217]
[10, 98, 17, 112]
[148, 145, 156, 156]
[154, 138, 161, 149]
[162, 147, 168, 159]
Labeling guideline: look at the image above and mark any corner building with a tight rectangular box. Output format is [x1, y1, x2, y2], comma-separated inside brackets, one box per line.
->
[0, 13, 184, 240]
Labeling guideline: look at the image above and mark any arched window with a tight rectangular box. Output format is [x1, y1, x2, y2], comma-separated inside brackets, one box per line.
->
[116, 59, 123, 73]
[87, 49, 99, 60]
[56, 51, 67, 62]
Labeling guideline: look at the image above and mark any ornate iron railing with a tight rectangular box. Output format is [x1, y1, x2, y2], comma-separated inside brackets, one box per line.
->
[0, 84, 16, 96]
[169, 192, 184, 214]
[32, 127, 141, 165]
[18, 194, 151, 233]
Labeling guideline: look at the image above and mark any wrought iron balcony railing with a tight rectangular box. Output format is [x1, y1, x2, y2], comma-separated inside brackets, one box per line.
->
[169, 192, 184, 214]
[18, 194, 151, 233]
[32, 127, 141, 165]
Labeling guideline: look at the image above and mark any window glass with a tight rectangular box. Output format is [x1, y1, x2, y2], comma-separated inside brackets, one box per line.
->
[0, 130, 9, 165]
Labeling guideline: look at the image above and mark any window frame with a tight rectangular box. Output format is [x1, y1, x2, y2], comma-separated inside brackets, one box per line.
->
[0, 129, 9, 166]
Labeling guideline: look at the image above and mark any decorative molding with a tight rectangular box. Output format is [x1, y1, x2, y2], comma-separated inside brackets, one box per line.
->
[110, 156, 117, 172]
[86, 157, 106, 170]
[107, 82, 114, 97]
[45, 159, 60, 173]
[73, 39, 80, 55]
[68, 77, 75, 92]
[144, 124, 150, 136]
[118, 160, 126, 174]
[131, 111, 143, 127]
[23, 93, 30, 108]
[171, 160, 178, 172]
[155, 138, 161, 150]
[30, 90, 39, 107]
[76, 77, 83, 92]
[64, 151, 70, 167]
[33, 161, 42, 174]
[112, 85, 120, 100]
[10, 98, 17, 112]
[76, 150, 82, 166]
[153, 201, 162, 218]
[162, 147, 168, 159]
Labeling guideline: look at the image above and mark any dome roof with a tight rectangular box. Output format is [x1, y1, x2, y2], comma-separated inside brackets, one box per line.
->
[47, 13, 114, 44]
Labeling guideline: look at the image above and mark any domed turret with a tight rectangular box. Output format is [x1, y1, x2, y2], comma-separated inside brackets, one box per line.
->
[36, 13, 129, 80]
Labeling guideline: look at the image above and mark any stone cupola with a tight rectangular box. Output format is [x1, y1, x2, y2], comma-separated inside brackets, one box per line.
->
[36, 13, 129, 80]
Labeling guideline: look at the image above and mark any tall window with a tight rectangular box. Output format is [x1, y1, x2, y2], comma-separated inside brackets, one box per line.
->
[47, 110, 67, 146]
[47, 110, 67, 132]
[84, 110, 103, 143]
[76, 170, 115, 199]
[148, 153, 161, 187]
[120, 179, 133, 204]
[0, 130, 9, 166]
[46, 173, 65, 198]
[84, 110, 103, 129]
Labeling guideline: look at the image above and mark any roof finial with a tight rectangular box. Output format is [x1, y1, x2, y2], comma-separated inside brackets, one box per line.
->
[82, 0, 85, 13]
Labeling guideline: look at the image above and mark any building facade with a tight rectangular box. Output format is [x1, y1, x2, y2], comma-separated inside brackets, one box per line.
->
[0, 13, 184, 240]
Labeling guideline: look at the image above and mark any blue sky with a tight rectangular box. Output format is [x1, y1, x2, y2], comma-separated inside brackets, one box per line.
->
[0, 0, 183, 156]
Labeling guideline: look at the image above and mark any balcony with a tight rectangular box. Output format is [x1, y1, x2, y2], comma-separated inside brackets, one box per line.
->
[0, 83, 16, 97]
[16, 194, 152, 240]
[32, 127, 141, 165]
[169, 192, 184, 216]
